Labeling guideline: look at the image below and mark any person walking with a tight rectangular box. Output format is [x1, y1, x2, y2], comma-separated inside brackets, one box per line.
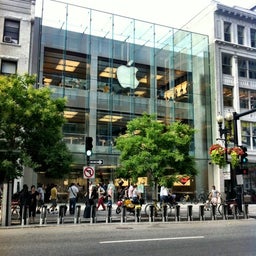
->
[68, 183, 79, 215]
[97, 183, 106, 210]
[29, 185, 39, 224]
[37, 183, 45, 213]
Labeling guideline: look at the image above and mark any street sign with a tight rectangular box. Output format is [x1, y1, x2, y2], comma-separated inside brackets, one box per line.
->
[83, 166, 95, 179]
[89, 159, 104, 165]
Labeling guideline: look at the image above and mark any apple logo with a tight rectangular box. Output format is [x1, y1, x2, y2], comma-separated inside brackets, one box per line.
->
[116, 61, 139, 89]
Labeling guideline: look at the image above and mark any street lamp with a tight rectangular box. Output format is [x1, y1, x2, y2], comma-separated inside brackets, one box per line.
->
[216, 112, 235, 199]
[216, 112, 233, 161]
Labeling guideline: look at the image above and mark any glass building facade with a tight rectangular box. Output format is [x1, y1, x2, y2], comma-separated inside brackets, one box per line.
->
[32, 0, 211, 197]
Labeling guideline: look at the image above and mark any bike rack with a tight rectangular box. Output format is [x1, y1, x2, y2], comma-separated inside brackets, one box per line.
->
[57, 205, 66, 224]
[243, 204, 249, 219]
[162, 204, 167, 222]
[74, 205, 81, 224]
[187, 205, 193, 221]
[149, 205, 154, 222]
[135, 205, 141, 223]
[106, 203, 112, 223]
[121, 205, 126, 223]
[90, 205, 96, 223]
[222, 204, 228, 220]
[40, 205, 47, 225]
[175, 204, 180, 221]
[211, 204, 217, 220]
[199, 204, 205, 221]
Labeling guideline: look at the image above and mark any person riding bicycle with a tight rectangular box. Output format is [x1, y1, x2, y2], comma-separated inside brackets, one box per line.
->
[208, 185, 220, 205]
[160, 185, 169, 206]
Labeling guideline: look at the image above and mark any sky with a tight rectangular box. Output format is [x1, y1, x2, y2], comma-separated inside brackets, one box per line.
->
[36, 0, 256, 29]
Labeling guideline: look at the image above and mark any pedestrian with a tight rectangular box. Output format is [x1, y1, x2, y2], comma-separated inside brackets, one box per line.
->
[19, 184, 30, 224]
[97, 183, 106, 210]
[48, 184, 58, 213]
[68, 183, 79, 215]
[29, 185, 39, 224]
[160, 185, 169, 205]
[128, 184, 134, 199]
[37, 183, 45, 213]
[208, 185, 220, 205]
[132, 184, 140, 204]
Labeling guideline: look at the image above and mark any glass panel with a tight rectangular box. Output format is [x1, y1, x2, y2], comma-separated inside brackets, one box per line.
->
[222, 54, 232, 75]
[239, 89, 249, 109]
[224, 22, 231, 42]
[1, 60, 17, 74]
[237, 25, 244, 45]
[249, 60, 256, 79]
[250, 90, 256, 109]
[241, 122, 250, 147]
[4, 19, 19, 43]
[223, 85, 233, 107]
[253, 123, 256, 150]
[238, 58, 247, 78]
[250, 28, 256, 48]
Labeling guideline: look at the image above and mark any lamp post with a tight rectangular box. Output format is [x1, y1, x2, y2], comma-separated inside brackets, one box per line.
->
[216, 112, 234, 197]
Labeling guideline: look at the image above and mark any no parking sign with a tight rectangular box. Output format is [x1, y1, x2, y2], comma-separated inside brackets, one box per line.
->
[83, 166, 95, 179]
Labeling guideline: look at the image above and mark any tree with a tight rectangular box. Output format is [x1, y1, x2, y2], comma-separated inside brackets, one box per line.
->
[0, 74, 72, 182]
[115, 113, 197, 189]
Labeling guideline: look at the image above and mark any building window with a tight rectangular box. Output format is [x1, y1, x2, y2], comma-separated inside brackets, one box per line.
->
[1, 60, 17, 74]
[239, 89, 249, 109]
[223, 85, 233, 107]
[224, 22, 231, 42]
[237, 25, 244, 45]
[241, 122, 250, 148]
[251, 90, 256, 109]
[250, 28, 256, 48]
[249, 60, 256, 79]
[222, 54, 232, 75]
[3, 19, 20, 44]
[238, 58, 247, 78]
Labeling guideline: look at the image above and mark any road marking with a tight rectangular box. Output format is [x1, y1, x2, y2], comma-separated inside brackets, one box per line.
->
[100, 236, 204, 244]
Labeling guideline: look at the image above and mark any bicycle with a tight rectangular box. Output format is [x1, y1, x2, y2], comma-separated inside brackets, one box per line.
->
[144, 199, 173, 217]
[217, 198, 241, 216]
[180, 193, 199, 204]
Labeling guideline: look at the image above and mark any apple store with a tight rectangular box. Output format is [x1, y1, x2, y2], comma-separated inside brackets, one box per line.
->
[33, 0, 211, 195]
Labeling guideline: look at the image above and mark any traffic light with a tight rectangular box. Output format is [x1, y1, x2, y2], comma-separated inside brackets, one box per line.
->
[240, 146, 248, 164]
[241, 167, 249, 175]
[86, 137, 93, 156]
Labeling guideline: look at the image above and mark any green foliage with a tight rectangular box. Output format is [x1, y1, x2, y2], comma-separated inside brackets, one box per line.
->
[0, 74, 72, 182]
[115, 113, 197, 187]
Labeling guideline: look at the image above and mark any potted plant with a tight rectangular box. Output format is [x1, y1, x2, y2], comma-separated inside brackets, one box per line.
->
[228, 146, 243, 168]
[209, 144, 226, 168]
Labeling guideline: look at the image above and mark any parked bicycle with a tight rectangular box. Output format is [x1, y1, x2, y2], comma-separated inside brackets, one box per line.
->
[180, 193, 199, 204]
[144, 196, 177, 217]
[217, 198, 241, 216]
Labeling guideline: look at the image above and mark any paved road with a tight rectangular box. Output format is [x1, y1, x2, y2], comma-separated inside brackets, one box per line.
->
[1, 219, 255, 256]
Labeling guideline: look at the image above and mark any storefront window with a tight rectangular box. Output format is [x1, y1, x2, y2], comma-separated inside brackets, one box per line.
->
[223, 85, 233, 107]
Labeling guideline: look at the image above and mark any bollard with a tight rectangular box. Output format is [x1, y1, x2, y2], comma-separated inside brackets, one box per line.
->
[222, 204, 228, 220]
[74, 205, 81, 224]
[175, 204, 180, 222]
[211, 204, 216, 220]
[243, 204, 249, 219]
[21, 206, 29, 226]
[121, 205, 126, 223]
[232, 204, 238, 219]
[187, 205, 193, 221]
[40, 205, 47, 225]
[90, 205, 96, 223]
[58, 205, 65, 224]
[149, 205, 154, 222]
[135, 205, 141, 223]
[106, 203, 112, 223]
[162, 204, 167, 222]
[199, 204, 205, 221]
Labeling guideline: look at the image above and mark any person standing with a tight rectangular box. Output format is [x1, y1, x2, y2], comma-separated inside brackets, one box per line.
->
[29, 185, 39, 224]
[128, 184, 134, 199]
[19, 184, 30, 224]
[37, 183, 45, 213]
[68, 183, 79, 215]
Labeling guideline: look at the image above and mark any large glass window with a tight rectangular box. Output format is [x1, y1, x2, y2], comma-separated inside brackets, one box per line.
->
[224, 22, 231, 42]
[222, 54, 232, 75]
[237, 25, 244, 45]
[239, 89, 249, 109]
[223, 85, 233, 107]
[241, 122, 250, 147]
[250, 28, 256, 48]
[251, 90, 256, 108]
[238, 58, 247, 78]
[43, 47, 89, 89]
[3, 19, 20, 44]
[249, 60, 256, 79]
